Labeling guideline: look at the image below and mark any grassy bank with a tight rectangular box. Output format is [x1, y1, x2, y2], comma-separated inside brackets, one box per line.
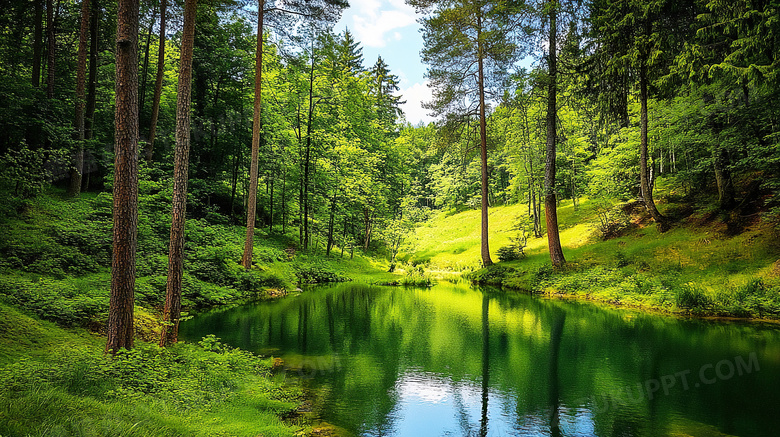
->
[0, 303, 307, 436]
[403, 194, 780, 319]
[0, 189, 396, 436]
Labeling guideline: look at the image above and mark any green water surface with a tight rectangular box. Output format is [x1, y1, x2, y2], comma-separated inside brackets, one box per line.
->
[179, 283, 780, 436]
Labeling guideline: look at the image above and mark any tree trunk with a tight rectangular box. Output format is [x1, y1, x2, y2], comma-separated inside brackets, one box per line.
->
[68, 0, 91, 197]
[340, 216, 347, 258]
[32, 0, 43, 88]
[713, 147, 735, 209]
[85, 0, 98, 142]
[363, 207, 372, 251]
[45, 0, 55, 99]
[303, 53, 315, 251]
[326, 191, 337, 256]
[145, 0, 166, 162]
[230, 141, 240, 219]
[242, 2, 264, 269]
[159, 0, 197, 347]
[476, 13, 492, 267]
[268, 173, 274, 234]
[106, 0, 140, 354]
[139, 10, 155, 117]
[281, 167, 287, 234]
[639, 60, 666, 229]
[544, 1, 566, 267]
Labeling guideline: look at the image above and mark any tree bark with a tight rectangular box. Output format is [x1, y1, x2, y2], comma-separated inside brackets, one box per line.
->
[476, 12, 493, 267]
[326, 191, 337, 256]
[713, 147, 734, 209]
[145, 0, 167, 162]
[45, 0, 56, 99]
[160, 0, 197, 348]
[68, 0, 91, 197]
[139, 10, 155, 116]
[639, 60, 666, 229]
[242, 1, 264, 268]
[363, 207, 372, 251]
[32, 0, 44, 88]
[85, 0, 98, 141]
[544, 1, 566, 267]
[106, 0, 140, 354]
[268, 172, 274, 233]
[303, 53, 316, 251]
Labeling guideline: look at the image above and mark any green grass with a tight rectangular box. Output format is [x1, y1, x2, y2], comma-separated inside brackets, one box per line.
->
[0, 303, 306, 437]
[0, 189, 402, 436]
[403, 195, 780, 319]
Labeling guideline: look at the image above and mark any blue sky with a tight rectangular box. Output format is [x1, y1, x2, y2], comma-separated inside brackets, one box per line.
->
[333, 0, 435, 125]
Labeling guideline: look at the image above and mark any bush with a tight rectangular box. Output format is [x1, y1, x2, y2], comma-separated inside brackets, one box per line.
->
[466, 265, 515, 286]
[401, 265, 432, 287]
[496, 245, 522, 262]
[675, 283, 711, 311]
[593, 202, 631, 240]
[0, 275, 109, 327]
[294, 263, 349, 284]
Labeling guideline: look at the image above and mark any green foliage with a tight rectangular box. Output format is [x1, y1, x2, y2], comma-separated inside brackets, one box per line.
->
[674, 283, 712, 312]
[0, 333, 301, 436]
[593, 200, 632, 240]
[294, 262, 350, 284]
[496, 245, 523, 262]
[0, 144, 63, 201]
[497, 216, 530, 262]
[466, 265, 516, 286]
[400, 265, 432, 287]
[0, 275, 109, 327]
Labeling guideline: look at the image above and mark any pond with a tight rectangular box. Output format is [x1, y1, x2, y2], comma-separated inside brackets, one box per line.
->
[179, 282, 780, 436]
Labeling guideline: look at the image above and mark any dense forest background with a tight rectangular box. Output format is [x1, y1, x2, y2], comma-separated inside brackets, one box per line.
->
[0, 0, 779, 317]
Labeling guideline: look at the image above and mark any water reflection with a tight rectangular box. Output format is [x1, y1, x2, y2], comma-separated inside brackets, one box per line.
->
[180, 283, 780, 436]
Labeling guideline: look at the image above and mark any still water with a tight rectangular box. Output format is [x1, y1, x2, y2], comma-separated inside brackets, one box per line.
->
[180, 283, 780, 436]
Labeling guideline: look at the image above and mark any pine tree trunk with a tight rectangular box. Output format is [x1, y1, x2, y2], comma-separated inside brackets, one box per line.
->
[84, 0, 98, 141]
[639, 61, 667, 229]
[363, 208, 372, 251]
[544, 1, 566, 267]
[145, 0, 166, 162]
[45, 0, 55, 99]
[326, 192, 336, 256]
[242, 2, 264, 268]
[159, 0, 197, 347]
[68, 0, 91, 197]
[32, 0, 43, 88]
[139, 11, 154, 116]
[268, 174, 274, 234]
[713, 147, 735, 209]
[303, 53, 315, 251]
[106, 0, 140, 354]
[476, 14, 493, 267]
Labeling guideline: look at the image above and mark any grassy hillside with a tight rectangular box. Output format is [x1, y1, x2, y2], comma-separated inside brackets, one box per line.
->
[402, 195, 780, 319]
[0, 189, 396, 436]
[401, 199, 598, 271]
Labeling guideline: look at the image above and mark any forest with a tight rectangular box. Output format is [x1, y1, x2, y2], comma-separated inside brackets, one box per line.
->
[1, 0, 779, 435]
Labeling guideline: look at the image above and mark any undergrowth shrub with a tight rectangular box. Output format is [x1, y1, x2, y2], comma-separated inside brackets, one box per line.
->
[401, 265, 432, 287]
[675, 283, 711, 311]
[294, 263, 349, 284]
[496, 245, 523, 262]
[0, 336, 300, 417]
[0, 275, 108, 326]
[466, 265, 515, 286]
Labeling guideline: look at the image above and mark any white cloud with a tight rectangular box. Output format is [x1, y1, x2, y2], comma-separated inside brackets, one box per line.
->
[400, 81, 435, 126]
[349, 0, 417, 48]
